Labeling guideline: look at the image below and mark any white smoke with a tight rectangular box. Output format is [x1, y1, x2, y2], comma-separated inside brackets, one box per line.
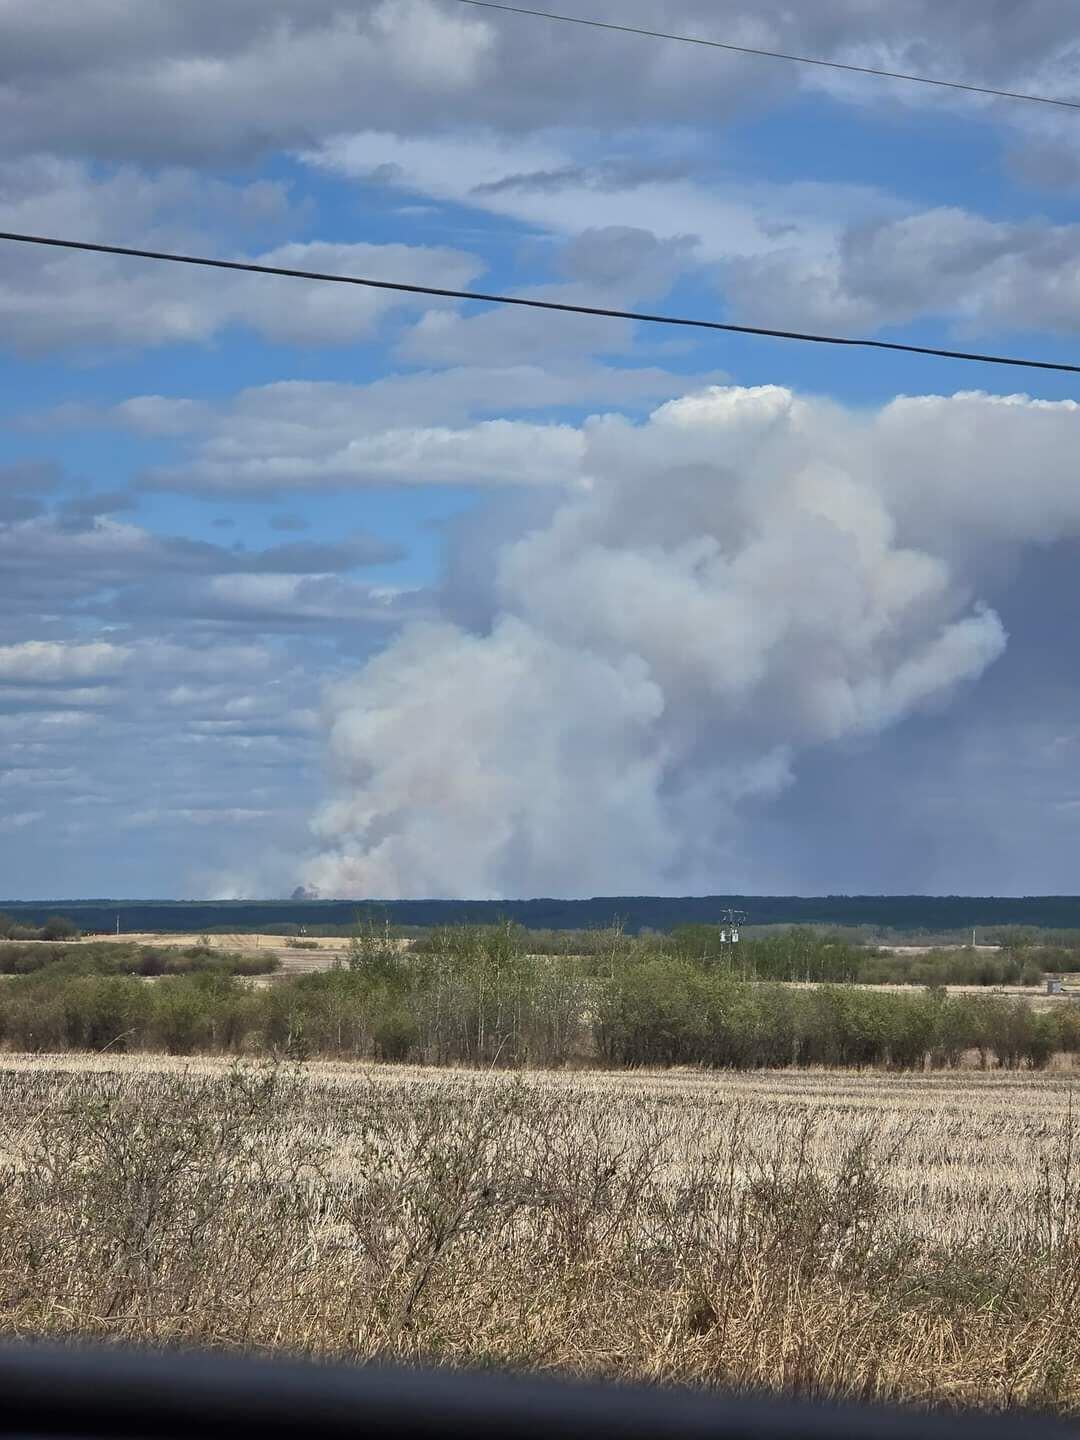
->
[302, 383, 1080, 899]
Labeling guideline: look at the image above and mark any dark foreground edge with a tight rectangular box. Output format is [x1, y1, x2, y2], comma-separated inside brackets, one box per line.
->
[0, 1345, 1076, 1440]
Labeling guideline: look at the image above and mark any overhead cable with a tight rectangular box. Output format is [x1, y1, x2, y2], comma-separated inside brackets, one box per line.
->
[449, 0, 1080, 112]
[2, 229, 1079, 375]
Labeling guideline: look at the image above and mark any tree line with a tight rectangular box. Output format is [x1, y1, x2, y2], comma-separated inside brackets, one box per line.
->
[0, 924, 1073, 1070]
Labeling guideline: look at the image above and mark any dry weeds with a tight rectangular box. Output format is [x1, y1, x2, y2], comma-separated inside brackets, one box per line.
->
[0, 1054, 1077, 1413]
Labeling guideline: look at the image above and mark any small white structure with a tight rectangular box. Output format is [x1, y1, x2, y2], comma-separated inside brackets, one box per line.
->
[718, 911, 745, 945]
[1047, 977, 1065, 996]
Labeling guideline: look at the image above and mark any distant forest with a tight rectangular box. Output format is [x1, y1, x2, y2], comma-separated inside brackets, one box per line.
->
[7, 894, 1080, 935]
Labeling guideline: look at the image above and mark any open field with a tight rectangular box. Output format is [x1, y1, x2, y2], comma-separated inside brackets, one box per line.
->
[2, 1053, 1080, 1413]
[121, 931, 349, 951]
[117, 931, 353, 975]
[878, 944, 1002, 955]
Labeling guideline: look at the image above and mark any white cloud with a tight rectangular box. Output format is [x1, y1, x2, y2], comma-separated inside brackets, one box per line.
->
[148, 413, 586, 493]
[186, 573, 427, 626]
[30, 395, 212, 436]
[124, 807, 279, 829]
[726, 208, 1080, 333]
[6, 3, 1080, 900]
[145, 643, 275, 677]
[223, 240, 485, 345]
[0, 711, 100, 736]
[137, 365, 727, 497]
[309, 132, 1080, 340]
[0, 766, 78, 789]
[0, 640, 131, 683]
[1, 1, 1076, 164]
[0, 811, 45, 833]
[308, 129, 867, 266]
[0, 159, 484, 353]
[0, 686, 115, 709]
[0, 0, 494, 161]
[876, 391, 1080, 547]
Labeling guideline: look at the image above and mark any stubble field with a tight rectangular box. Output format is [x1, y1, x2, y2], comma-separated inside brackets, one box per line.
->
[1, 1054, 1078, 1414]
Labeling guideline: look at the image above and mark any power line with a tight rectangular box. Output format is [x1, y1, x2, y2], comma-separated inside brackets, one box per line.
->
[2, 228, 1079, 376]
[449, 0, 1080, 113]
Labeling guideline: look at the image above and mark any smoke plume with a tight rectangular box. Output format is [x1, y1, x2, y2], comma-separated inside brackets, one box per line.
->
[302, 384, 1080, 898]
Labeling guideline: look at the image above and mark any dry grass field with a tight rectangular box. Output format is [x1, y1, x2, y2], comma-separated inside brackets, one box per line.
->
[1, 1053, 1078, 1413]
[113, 932, 347, 949]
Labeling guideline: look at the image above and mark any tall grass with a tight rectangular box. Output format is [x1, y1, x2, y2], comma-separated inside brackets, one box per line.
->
[1, 1059, 1079, 1413]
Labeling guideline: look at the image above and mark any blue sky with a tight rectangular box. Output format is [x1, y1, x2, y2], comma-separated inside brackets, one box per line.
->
[2, 0, 1080, 899]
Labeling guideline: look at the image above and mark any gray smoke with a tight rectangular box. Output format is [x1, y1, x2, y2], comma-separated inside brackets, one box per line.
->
[303, 384, 1080, 898]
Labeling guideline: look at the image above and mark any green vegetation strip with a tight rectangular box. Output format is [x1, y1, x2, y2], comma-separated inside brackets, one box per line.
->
[0, 925, 1073, 1069]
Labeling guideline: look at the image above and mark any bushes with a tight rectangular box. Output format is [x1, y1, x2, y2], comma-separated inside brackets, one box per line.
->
[60, 975, 152, 1052]
[0, 940, 277, 977]
[856, 949, 1030, 987]
[595, 956, 709, 1066]
[0, 924, 1076, 1070]
[668, 926, 1053, 988]
[0, 971, 263, 1057]
[0, 912, 80, 942]
[592, 958, 1074, 1072]
[669, 926, 864, 981]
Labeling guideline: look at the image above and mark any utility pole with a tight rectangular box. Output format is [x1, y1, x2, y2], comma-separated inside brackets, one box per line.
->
[721, 908, 747, 944]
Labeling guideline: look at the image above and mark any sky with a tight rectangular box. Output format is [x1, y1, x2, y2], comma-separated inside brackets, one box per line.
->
[2, 0, 1080, 900]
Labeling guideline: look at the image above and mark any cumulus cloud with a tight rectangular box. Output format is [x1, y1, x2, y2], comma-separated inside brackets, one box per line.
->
[301, 383, 1080, 899]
